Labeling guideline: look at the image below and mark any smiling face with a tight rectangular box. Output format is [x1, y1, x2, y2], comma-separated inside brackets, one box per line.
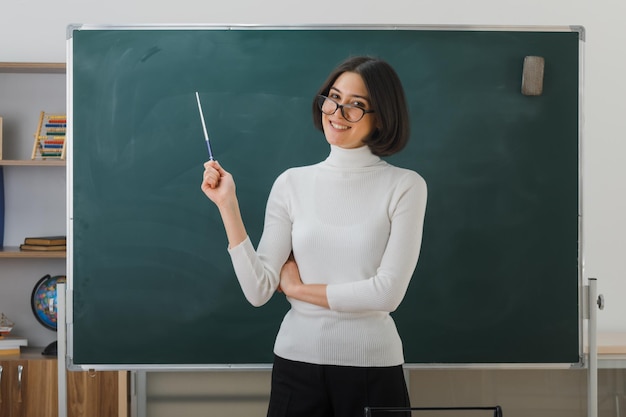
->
[321, 71, 378, 150]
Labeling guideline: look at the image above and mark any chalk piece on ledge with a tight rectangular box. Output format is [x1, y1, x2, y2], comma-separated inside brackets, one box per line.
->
[521, 56, 545, 96]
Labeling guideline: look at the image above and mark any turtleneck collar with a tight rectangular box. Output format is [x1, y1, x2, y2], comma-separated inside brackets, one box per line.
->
[323, 145, 382, 169]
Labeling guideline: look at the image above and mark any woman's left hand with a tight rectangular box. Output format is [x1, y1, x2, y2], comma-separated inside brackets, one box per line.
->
[279, 253, 302, 297]
[279, 254, 330, 308]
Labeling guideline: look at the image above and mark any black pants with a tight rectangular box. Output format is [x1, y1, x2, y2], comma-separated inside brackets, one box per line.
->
[267, 355, 410, 417]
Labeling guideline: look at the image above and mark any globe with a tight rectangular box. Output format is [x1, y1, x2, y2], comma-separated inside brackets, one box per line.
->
[31, 274, 66, 331]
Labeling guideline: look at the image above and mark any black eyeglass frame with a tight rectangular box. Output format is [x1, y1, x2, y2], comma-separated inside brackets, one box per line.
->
[316, 95, 375, 123]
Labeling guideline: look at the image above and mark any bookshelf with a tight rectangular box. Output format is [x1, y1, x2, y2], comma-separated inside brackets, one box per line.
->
[0, 61, 67, 343]
[0, 159, 65, 166]
[0, 246, 66, 258]
[0, 62, 65, 74]
[0, 62, 67, 260]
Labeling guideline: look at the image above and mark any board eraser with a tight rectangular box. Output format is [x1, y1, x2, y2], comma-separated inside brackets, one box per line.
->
[521, 56, 545, 96]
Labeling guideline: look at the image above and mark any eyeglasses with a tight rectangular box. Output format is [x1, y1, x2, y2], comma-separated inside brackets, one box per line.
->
[316, 95, 375, 123]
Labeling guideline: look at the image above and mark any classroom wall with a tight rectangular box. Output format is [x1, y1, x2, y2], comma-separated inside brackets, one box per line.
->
[1, 0, 624, 334]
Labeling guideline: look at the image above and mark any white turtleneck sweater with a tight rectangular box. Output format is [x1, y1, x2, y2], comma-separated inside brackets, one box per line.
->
[228, 145, 427, 367]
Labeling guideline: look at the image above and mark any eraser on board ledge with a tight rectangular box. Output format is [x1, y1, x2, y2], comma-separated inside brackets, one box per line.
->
[521, 56, 545, 96]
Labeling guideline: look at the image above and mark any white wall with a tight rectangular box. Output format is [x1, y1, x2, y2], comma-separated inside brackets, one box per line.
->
[1, 0, 624, 334]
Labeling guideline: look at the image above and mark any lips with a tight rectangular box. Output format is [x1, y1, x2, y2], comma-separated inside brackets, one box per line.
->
[329, 120, 350, 130]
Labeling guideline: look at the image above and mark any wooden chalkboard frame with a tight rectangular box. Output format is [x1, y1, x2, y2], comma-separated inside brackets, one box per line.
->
[66, 24, 584, 370]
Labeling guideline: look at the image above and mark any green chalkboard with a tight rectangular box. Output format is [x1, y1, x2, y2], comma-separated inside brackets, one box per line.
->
[69, 26, 581, 367]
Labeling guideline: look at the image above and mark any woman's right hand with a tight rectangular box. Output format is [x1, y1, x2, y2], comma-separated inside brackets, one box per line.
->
[201, 160, 237, 208]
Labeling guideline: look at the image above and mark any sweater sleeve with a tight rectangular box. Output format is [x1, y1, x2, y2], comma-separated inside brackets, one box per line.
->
[227, 173, 293, 307]
[326, 171, 427, 312]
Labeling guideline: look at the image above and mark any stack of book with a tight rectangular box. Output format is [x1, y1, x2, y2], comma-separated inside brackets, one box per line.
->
[0, 336, 28, 356]
[19, 235, 66, 251]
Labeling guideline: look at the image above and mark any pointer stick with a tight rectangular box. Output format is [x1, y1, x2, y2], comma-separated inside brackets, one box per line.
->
[195, 91, 214, 160]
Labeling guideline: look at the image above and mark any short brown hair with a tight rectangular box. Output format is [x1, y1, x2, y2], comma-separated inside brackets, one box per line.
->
[312, 56, 410, 156]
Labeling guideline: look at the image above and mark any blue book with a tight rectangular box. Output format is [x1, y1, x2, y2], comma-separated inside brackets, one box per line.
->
[0, 168, 4, 247]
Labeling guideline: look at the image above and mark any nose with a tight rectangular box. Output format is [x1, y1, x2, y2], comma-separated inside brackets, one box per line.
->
[331, 103, 349, 121]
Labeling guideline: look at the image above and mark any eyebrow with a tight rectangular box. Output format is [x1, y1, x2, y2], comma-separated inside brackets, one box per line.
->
[329, 86, 370, 103]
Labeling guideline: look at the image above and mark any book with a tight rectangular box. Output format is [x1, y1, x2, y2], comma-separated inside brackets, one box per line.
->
[20, 244, 66, 251]
[0, 336, 28, 349]
[0, 348, 20, 356]
[23, 235, 66, 245]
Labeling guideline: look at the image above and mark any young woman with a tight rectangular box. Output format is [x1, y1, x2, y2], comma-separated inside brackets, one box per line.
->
[201, 55, 427, 417]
